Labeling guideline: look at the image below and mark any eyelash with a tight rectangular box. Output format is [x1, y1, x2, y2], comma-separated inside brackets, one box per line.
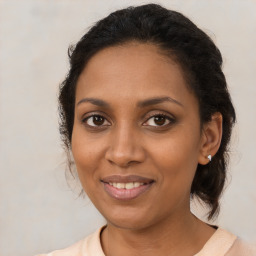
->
[81, 112, 175, 129]
[82, 114, 110, 128]
[143, 113, 175, 128]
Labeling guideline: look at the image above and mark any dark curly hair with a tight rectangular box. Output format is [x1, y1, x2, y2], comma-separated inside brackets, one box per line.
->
[59, 4, 236, 220]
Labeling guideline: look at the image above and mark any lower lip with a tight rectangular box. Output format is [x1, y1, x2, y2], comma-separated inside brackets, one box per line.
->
[103, 182, 154, 201]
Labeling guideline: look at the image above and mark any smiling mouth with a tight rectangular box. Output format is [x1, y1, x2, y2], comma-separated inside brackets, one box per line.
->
[108, 182, 146, 189]
[101, 175, 154, 200]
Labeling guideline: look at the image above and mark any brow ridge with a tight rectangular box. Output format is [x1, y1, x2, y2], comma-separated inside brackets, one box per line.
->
[77, 98, 110, 107]
[77, 96, 183, 108]
[137, 96, 183, 108]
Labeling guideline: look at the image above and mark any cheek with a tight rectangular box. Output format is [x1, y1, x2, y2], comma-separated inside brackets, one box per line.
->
[71, 129, 104, 187]
[148, 130, 200, 187]
[149, 132, 200, 167]
[72, 124, 104, 161]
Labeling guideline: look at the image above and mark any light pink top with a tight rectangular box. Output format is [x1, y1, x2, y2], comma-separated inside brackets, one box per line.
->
[37, 227, 256, 256]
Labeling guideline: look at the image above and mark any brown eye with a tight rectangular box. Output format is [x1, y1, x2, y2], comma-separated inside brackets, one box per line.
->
[83, 115, 110, 127]
[144, 114, 174, 127]
[154, 116, 166, 126]
[92, 116, 104, 125]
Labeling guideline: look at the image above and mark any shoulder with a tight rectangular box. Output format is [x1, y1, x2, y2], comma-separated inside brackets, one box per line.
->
[195, 228, 237, 256]
[195, 228, 256, 256]
[36, 238, 84, 256]
[36, 226, 106, 256]
[226, 238, 256, 256]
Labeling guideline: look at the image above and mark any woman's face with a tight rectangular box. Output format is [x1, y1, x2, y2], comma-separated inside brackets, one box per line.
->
[72, 42, 205, 230]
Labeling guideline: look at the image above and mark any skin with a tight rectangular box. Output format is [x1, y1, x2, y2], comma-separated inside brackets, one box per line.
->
[72, 42, 222, 256]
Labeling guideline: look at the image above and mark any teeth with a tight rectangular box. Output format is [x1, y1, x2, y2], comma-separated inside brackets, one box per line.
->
[134, 182, 140, 188]
[117, 183, 125, 189]
[125, 182, 134, 189]
[109, 182, 144, 189]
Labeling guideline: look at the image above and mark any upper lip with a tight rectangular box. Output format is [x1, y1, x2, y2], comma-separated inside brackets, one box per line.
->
[101, 175, 154, 184]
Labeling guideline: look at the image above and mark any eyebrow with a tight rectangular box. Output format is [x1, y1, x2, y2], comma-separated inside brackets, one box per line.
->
[77, 98, 110, 107]
[77, 96, 183, 108]
[137, 96, 183, 108]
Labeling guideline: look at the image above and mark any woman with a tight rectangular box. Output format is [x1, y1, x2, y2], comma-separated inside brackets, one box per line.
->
[38, 4, 255, 256]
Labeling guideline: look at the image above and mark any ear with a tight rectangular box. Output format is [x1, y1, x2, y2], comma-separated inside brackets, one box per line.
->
[198, 112, 223, 165]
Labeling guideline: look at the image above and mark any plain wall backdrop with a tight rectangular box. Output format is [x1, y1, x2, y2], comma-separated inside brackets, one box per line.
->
[0, 0, 255, 255]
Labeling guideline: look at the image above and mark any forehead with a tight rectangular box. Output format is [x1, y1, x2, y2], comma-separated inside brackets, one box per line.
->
[76, 42, 197, 107]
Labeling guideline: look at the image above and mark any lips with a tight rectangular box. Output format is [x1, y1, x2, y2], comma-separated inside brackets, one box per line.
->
[101, 175, 154, 184]
[101, 175, 154, 200]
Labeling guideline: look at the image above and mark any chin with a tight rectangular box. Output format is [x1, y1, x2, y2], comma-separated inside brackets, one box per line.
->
[107, 218, 151, 231]
[100, 206, 160, 231]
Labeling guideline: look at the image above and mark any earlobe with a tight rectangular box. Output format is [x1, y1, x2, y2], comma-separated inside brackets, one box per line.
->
[198, 112, 223, 165]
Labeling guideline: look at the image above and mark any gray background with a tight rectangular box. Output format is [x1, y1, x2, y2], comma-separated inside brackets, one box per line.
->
[0, 0, 255, 255]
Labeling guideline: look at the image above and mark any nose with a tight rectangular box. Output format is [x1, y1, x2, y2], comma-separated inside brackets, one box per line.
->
[105, 123, 146, 167]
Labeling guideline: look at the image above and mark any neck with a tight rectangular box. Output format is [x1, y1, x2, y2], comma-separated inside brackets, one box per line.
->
[101, 211, 215, 256]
